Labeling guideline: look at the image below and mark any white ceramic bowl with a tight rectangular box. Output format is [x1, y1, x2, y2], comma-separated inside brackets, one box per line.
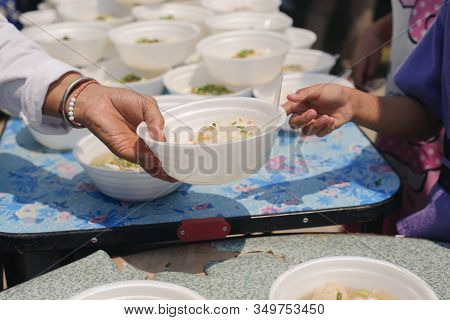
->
[137, 97, 287, 184]
[81, 59, 165, 96]
[206, 11, 292, 34]
[202, 0, 281, 13]
[29, 127, 90, 150]
[70, 280, 204, 300]
[197, 30, 290, 87]
[163, 64, 253, 98]
[19, 9, 57, 27]
[284, 27, 317, 49]
[73, 134, 181, 201]
[269, 256, 438, 300]
[154, 95, 203, 112]
[132, 3, 213, 35]
[118, 0, 166, 5]
[22, 22, 109, 67]
[57, 0, 134, 26]
[254, 73, 353, 131]
[283, 49, 337, 75]
[110, 21, 201, 71]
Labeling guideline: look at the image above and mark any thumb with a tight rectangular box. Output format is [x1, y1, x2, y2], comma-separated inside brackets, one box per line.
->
[142, 96, 166, 142]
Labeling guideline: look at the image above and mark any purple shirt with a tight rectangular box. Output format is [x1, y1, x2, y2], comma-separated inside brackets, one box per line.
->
[394, 2, 450, 242]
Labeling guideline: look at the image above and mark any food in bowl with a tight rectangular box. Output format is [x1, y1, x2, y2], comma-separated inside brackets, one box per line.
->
[91, 153, 141, 172]
[136, 37, 163, 44]
[61, 35, 71, 41]
[120, 73, 143, 83]
[160, 14, 175, 20]
[95, 13, 116, 22]
[181, 117, 258, 144]
[282, 64, 303, 73]
[232, 49, 263, 59]
[301, 282, 394, 300]
[191, 84, 233, 96]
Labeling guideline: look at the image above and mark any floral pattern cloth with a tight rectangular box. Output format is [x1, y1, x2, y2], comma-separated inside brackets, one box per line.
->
[0, 119, 400, 234]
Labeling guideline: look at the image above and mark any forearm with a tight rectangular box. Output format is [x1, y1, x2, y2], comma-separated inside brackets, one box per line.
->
[352, 90, 441, 140]
[370, 13, 392, 43]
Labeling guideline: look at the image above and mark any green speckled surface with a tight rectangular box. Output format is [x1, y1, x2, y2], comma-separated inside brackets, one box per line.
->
[1, 234, 449, 300]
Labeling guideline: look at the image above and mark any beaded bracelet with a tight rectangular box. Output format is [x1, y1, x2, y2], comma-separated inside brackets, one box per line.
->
[59, 77, 98, 129]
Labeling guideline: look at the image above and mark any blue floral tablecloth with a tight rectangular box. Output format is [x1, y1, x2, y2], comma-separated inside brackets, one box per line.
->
[0, 119, 400, 234]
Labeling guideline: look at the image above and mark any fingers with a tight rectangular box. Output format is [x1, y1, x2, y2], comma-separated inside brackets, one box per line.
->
[289, 109, 318, 129]
[353, 59, 369, 91]
[135, 138, 177, 182]
[141, 96, 166, 142]
[301, 115, 335, 136]
[286, 85, 322, 104]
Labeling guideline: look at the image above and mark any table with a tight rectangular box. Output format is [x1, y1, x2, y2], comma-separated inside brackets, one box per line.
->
[0, 118, 400, 286]
[0, 234, 448, 300]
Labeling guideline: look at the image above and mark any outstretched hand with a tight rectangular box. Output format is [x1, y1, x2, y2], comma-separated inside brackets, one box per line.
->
[283, 84, 355, 137]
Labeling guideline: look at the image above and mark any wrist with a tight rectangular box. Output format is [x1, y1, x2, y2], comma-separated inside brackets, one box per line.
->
[43, 72, 82, 118]
[70, 82, 104, 127]
[351, 89, 379, 126]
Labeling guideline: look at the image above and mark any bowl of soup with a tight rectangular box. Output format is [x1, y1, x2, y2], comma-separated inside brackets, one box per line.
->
[73, 134, 181, 201]
[202, 0, 281, 13]
[269, 256, 438, 300]
[206, 11, 292, 34]
[132, 3, 213, 36]
[137, 97, 287, 184]
[57, 0, 134, 26]
[81, 59, 165, 96]
[197, 30, 290, 87]
[163, 64, 253, 98]
[282, 49, 337, 74]
[110, 21, 200, 71]
[22, 22, 109, 67]
[71, 280, 204, 300]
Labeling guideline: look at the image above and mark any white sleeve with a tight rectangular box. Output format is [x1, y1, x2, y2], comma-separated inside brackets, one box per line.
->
[0, 14, 80, 134]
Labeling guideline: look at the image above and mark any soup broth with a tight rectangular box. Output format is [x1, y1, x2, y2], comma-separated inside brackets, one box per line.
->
[91, 153, 141, 172]
[300, 282, 395, 300]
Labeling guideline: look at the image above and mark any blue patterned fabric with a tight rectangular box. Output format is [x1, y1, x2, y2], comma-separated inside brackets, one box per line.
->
[0, 119, 400, 234]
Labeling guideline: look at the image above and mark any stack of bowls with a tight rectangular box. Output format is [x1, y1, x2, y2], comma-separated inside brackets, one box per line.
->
[202, 0, 281, 13]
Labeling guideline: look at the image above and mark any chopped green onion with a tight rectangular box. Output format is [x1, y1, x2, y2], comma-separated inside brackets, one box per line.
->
[337, 292, 343, 300]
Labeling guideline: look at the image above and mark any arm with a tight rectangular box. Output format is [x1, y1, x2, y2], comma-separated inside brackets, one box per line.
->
[284, 84, 441, 140]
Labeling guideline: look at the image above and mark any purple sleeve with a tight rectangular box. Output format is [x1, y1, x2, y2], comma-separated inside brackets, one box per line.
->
[394, 3, 447, 123]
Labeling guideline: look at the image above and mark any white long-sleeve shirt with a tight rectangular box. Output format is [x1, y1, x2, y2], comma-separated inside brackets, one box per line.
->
[0, 14, 78, 134]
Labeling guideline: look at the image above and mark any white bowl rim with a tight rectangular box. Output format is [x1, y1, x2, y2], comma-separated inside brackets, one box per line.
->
[74, 134, 147, 176]
[138, 97, 287, 148]
[202, 0, 282, 11]
[269, 256, 439, 300]
[286, 48, 336, 59]
[70, 280, 205, 300]
[109, 20, 201, 46]
[132, 3, 214, 18]
[163, 63, 253, 96]
[197, 30, 291, 62]
[22, 21, 110, 41]
[206, 10, 293, 28]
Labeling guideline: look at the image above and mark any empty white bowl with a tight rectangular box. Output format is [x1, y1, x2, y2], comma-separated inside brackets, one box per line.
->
[132, 3, 213, 35]
[155, 95, 203, 113]
[163, 64, 253, 98]
[269, 256, 438, 300]
[29, 127, 90, 150]
[110, 21, 201, 71]
[283, 49, 337, 74]
[81, 59, 165, 96]
[57, 0, 134, 26]
[202, 0, 281, 13]
[118, 0, 166, 5]
[137, 97, 287, 184]
[73, 134, 181, 201]
[284, 27, 317, 49]
[206, 11, 292, 34]
[71, 280, 204, 300]
[22, 22, 109, 67]
[197, 30, 290, 87]
[19, 9, 58, 27]
[254, 73, 354, 131]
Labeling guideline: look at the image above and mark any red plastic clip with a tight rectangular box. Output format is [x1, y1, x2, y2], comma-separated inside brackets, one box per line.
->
[177, 217, 231, 242]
